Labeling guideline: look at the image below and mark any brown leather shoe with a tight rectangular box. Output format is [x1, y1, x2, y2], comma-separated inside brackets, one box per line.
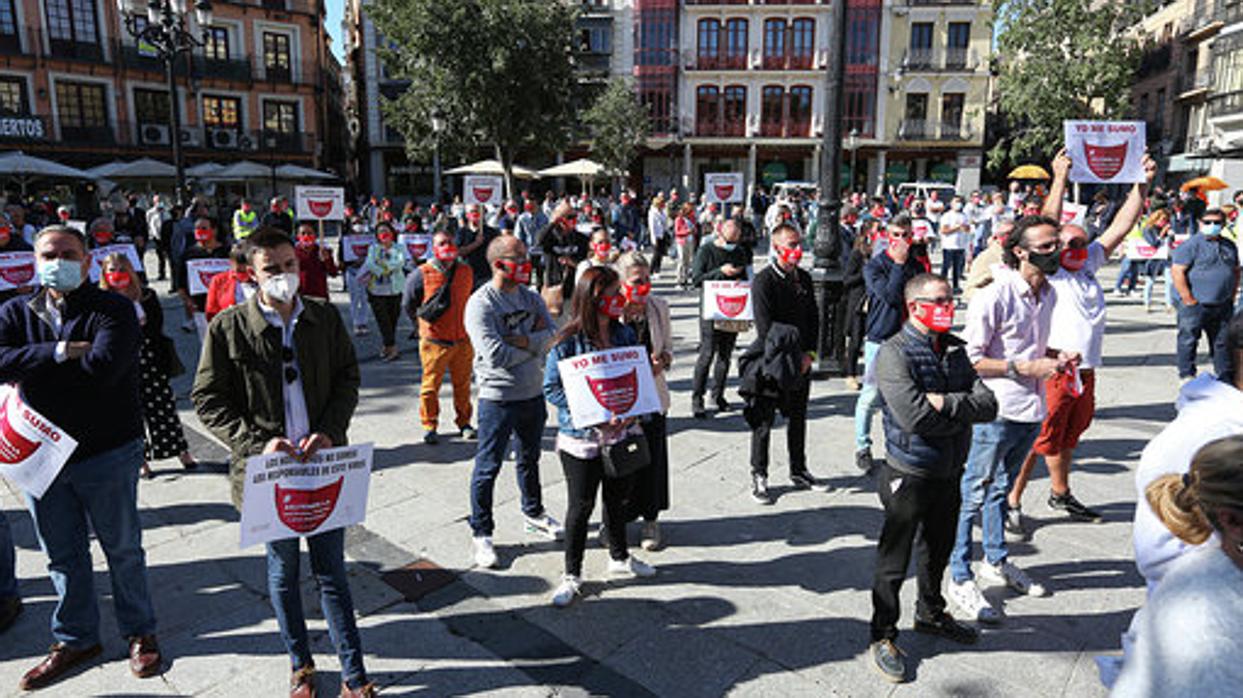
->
[128, 634, 162, 678]
[19, 643, 103, 690]
[339, 681, 377, 697]
[291, 665, 317, 698]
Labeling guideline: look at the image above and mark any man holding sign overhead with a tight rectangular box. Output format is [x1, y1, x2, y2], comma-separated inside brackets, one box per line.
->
[192, 228, 375, 697]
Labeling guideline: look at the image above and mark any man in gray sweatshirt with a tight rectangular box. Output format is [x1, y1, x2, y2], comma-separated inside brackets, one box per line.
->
[464, 235, 563, 569]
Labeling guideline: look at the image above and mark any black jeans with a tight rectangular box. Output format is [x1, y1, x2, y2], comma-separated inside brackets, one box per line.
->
[367, 293, 401, 347]
[627, 414, 669, 522]
[870, 462, 960, 642]
[652, 237, 668, 275]
[940, 249, 966, 290]
[749, 376, 809, 477]
[154, 235, 170, 280]
[692, 319, 739, 403]
[560, 451, 634, 577]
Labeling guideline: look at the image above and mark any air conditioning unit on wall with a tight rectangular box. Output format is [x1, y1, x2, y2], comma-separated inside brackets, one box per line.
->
[139, 124, 170, 146]
[210, 128, 238, 149]
[180, 128, 200, 147]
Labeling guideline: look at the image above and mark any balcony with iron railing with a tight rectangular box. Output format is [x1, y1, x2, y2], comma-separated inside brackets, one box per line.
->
[762, 51, 815, 71]
[897, 119, 975, 141]
[758, 118, 810, 138]
[1178, 68, 1214, 97]
[696, 117, 746, 137]
[901, 47, 978, 72]
[905, 0, 980, 5]
[2, 115, 317, 154]
[1209, 88, 1243, 118]
[691, 52, 748, 70]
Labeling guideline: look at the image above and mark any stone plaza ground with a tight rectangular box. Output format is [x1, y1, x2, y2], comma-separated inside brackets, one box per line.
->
[0, 252, 1184, 696]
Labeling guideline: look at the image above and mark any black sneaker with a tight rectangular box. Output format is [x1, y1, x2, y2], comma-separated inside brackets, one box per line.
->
[1048, 491, 1102, 521]
[423, 430, 439, 445]
[715, 396, 733, 413]
[692, 397, 707, 419]
[855, 449, 874, 472]
[914, 610, 978, 645]
[868, 639, 906, 683]
[750, 474, 773, 505]
[790, 471, 833, 492]
[1004, 505, 1029, 538]
[460, 425, 478, 441]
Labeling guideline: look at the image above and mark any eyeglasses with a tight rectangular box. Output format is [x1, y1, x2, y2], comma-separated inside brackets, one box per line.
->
[913, 296, 953, 306]
[282, 345, 298, 384]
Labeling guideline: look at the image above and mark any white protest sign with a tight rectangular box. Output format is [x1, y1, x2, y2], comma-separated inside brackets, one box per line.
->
[239, 443, 373, 548]
[88, 243, 143, 281]
[341, 235, 374, 263]
[66, 220, 86, 234]
[294, 186, 346, 221]
[910, 218, 934, 241]
[704, 172, 744, 204]
[399, 233, 432, 262]
[701, 280, 754, 321]
[464, 175, 503, 206]
[0, 385, 78, 499]
[185, 258, 232, 295]
[1064, 120, 1147, 184]
[1126, 239, 1168, 261]
[557, 347, 661, 430]
[1060, 202, 1087, 228]
[0, 252, 37, 290]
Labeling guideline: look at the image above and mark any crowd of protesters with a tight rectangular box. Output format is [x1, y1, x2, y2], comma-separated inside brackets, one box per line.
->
[2, 145, 1243, 696]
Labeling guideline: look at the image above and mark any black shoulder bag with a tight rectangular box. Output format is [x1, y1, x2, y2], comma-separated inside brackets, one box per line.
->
[416, 262, 459, 322]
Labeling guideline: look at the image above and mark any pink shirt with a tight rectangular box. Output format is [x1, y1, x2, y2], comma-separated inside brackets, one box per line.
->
[963, 265, 1056, 423]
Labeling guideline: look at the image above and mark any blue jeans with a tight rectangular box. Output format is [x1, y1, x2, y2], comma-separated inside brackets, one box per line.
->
[1114, 258, 1139, 293]
[266, 528, 367, 688]
[24, 438, 156, 647]
[470, 396, 547, 536]
[950, 420, 1040, 583]
[854, 340, 883, 450]
[0, 510, 16, 600]
[1175, 301, 1233, 379]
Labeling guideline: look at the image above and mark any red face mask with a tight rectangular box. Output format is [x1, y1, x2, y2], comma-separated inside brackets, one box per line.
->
[622, 281, 651, 304]
[592, 241, 611, 258]
[297, 234, 316, 247]
[506, 207, 518, 216]
[104, 270, 131, 289]
[434, 242, 459, 262]
[1060, 247, 1089, 272]
[0, 227, 10, 245]
[194, 227, 212, 243]
[235, 269, 253, 283]
[524, 202, 536, 213]
[776, 244, 803, 267]
[58, 211, 70, 221]
[377, 232, 395, 244]
[912, 300, 954, 334]
[94, 231, 113, 245]
[498, 259, 532, 284]
[598, 293, 626, 319]
[467, 212, 482, 224]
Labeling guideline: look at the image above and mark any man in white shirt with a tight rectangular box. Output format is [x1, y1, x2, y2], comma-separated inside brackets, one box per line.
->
[938, 196, 971, 293]
[1005, 150, 1154, 530]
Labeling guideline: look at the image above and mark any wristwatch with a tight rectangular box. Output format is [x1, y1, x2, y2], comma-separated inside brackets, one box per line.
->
[1005, 360, 1020, 379]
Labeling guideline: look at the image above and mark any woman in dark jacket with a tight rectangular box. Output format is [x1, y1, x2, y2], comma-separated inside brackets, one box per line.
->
[1141, 209, 1173, 312]
[842, 223, 876, 390]
[100, 253, 197, 478]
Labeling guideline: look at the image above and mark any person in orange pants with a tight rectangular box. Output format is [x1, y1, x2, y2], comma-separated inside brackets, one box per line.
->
[402, 229, 476, 444]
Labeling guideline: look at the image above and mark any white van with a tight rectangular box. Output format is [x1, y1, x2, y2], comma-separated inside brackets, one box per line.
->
[895, 181, 957, 203]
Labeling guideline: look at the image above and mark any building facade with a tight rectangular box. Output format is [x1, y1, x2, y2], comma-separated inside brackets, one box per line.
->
[0, 0, 341, 177]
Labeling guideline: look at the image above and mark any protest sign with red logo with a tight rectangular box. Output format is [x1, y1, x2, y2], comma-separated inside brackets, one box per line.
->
[704, 172, 744, 205]
[1064, 120, 1147, 184]
[341, 234, 375, 263]
[1126, 239, 1169, 261]
[1060, 202, 1087, 228]
[464, 175, 503, 206]
[910, 218, 934, 241]
[398, 233, 432, 262]
[557, 347, 662, 429]
[0, 251, 36, 291]
[185, 258, 233, 295]
[0, 385, 78, 499]
[87, 243, 144, 282]
[701, 280, 754, 321]
[294, 186, 346, 221]
[239, 443, 373, 548]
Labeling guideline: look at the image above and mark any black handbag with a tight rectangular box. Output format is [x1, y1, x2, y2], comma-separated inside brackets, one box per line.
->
[161, 335, 186, 377]
[600, 433, 651, 479]
[416, 262, 459, 322]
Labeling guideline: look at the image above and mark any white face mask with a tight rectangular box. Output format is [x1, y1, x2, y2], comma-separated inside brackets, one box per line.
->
[261, 272, 299, 304]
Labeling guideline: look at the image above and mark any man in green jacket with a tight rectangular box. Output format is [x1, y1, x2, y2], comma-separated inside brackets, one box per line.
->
[191, 227, 375, 697]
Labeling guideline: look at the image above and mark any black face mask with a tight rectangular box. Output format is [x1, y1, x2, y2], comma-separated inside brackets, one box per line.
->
[1025, 248, 1061, 275]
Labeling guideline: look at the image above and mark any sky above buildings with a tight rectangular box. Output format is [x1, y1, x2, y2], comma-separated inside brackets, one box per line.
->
[328, 0, 344, 62]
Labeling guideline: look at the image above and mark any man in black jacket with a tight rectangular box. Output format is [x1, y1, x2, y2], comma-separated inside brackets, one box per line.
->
[691, 218, 752, 418]
[867, 273, 997, 683]
[746, 223, 828, 504]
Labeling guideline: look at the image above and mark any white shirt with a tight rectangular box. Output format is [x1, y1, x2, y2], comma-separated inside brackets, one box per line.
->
[258, 296, 309, 443]
[1047, 242, 1108, 368]
[963, 265, 1056, 423]
[939, 210, 970, 250]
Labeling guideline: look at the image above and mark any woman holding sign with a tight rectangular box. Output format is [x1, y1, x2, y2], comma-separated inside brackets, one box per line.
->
[544, 266, 658, 607]
[99, 254, 196, 477]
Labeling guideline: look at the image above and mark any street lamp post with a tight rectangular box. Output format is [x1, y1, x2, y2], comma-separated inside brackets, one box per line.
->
[119, 0, 213, 208]
[431, 110, 444, 204]
[848, 128, 860, 195]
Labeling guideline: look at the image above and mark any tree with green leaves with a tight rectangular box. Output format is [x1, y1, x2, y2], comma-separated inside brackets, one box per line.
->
[368, 0, 579, 198]
[989, 0, 1152, 172]
[582, 78, 650, 192]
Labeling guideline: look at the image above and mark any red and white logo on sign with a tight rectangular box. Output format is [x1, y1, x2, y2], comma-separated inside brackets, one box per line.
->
[715, 293, 747, 318]
[586, 369, 639, 415]
[408, 242, 427, 258]
[473, 187, 494, 204]
[351, 243, 370, 259]
[198, 270, 223, 290]
[275, 477, 344, 533]
[307, 199, 334, 218]
[714, 184, 735, 201]
[0, 263, 33, 286]
[0, 397, 39, 464]
[1083, 142, 1128, 180]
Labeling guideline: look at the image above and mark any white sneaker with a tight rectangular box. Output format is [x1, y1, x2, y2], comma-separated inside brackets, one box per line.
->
[947, 578, 1000, 624]
[472, 536, 499, 569]
[524, 513, 565, 541]
[979, 560, 1048, 597]
[551, 574, 582, 607]
[608, 556, 656, 578]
